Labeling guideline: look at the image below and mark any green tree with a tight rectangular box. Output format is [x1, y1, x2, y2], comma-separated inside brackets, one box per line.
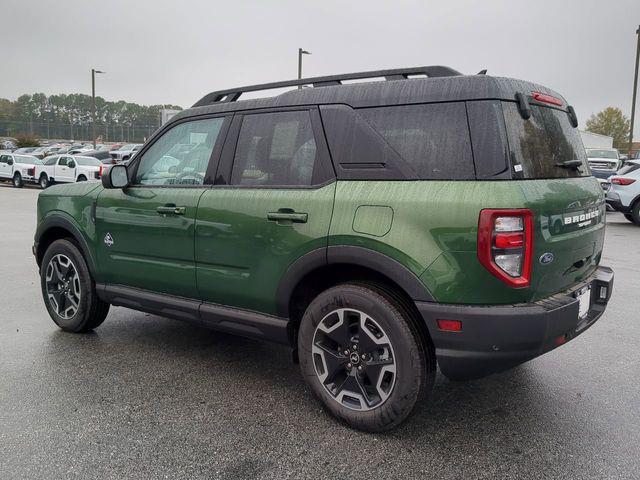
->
[585, 107, 631, 149]
[14, 133, 40, 147]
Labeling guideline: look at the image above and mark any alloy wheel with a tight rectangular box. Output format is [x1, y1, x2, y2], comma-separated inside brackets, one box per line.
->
[312, 308, 396, 411]
[45, 254, 81, 319]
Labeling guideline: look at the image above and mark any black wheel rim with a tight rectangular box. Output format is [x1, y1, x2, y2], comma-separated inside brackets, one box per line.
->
[45, 254, 81, 319]
[312, 308, 396, 411]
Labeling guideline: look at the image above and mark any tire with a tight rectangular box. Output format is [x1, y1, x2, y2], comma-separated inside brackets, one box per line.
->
[298, 283, 435, 432]
[631, 201, 640, 226]
[39, 174, 49, 189]
[624, 213, 635, 223]
[40, 239, 109, 332]
[77, 175, 87, 182]
[12, 173, 23, 188]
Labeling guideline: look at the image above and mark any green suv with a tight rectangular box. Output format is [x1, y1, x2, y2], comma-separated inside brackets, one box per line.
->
[34, 66, 614, 431]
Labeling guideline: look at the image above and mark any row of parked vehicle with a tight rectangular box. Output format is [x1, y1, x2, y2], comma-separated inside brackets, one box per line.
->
[0, 142, 142, 189]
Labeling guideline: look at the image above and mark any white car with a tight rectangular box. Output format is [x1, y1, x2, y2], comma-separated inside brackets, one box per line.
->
[0, 153, 43, 187]
[36, 155, 104, 189]
[109, 143, 142, 163]
[605, 159, 640, 225]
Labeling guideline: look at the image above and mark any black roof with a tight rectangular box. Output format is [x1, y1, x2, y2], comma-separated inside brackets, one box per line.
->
[174, 66, 565, 122]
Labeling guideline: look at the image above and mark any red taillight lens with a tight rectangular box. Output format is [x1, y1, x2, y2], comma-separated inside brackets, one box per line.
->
[437, 319, 462, 332]
[99, 165, 103, 177]
[531, 91, 563, 107]
[478, 209, 533, 288]
[611, 177, 636, 186]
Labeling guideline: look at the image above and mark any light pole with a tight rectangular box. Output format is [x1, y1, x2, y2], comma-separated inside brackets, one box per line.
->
[91, 69, 105, 148]
[629, 25, 640, 156]
[297, 48, 311, 89]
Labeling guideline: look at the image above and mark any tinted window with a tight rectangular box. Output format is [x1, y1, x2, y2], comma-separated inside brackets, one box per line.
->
[0, 155, 9, 163]
[503, 102, 589, 179]
[135, 117, 224, 186]
[618, 162, 640, 175]
[58, 157, 68, 166]
[357, 103, 474, 180]
[231, 111, 317, 186]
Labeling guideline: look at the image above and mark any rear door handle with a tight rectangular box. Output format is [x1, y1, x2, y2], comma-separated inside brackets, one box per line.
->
[267, 210, 308, 224]
[156, 204, 186, 215]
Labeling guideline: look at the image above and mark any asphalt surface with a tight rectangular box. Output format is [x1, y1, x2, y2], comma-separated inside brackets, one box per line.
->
[1, 184, 639, 480]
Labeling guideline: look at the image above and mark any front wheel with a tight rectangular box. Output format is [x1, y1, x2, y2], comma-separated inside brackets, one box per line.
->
[40, 239, 109, 332]
[298, 283, 435, 432]
[624, 214, 635, 223]
[13, 173, 23, 188]
[629, 202, 640, 226]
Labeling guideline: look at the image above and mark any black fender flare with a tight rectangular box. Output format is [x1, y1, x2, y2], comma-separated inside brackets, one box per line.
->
[35, 214, 97, 275]
[275, 245, 434, 317]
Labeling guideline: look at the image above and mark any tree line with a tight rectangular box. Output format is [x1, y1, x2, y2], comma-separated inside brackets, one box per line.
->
[0, 93, 182, 143]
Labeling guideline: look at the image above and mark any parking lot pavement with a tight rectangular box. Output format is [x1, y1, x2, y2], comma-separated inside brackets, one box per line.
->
[0, 184, 639, 480]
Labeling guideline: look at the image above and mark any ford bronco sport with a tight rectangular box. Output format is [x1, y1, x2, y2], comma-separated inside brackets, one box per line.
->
[34, 66, 614, 432]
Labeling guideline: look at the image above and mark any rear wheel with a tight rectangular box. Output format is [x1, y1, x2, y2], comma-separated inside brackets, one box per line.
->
[39, 174, 49, 189]
[624, 213, 635, 223]
[77, 175, 87, 182]
[298, 283, 434, 432]
[12, 173, 23, 188]
[631, 202, 640, 226]
[40, 239, 109, 332]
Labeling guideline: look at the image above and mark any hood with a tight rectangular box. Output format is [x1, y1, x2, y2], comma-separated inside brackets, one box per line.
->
[39, 181, 102, 198]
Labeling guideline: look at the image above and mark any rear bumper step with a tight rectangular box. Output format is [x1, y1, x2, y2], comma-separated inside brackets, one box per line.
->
[416, 265, 614, 380]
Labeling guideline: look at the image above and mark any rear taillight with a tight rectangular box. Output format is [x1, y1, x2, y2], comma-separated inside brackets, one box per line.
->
[478, 209, 533, 288]
[99, 165, 103, 177]
[531, 91, 563, 107]
[611, 177, 636, 186]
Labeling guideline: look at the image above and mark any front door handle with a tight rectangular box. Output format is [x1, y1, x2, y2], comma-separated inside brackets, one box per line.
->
[156, 204, 186, 215]
[267, 209, 308, 224]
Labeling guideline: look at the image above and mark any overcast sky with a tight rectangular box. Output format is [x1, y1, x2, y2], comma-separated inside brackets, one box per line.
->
[2, 0, 640, 136]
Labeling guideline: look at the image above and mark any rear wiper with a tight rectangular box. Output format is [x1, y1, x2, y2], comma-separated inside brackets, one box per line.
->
[556, 160, 583, 170]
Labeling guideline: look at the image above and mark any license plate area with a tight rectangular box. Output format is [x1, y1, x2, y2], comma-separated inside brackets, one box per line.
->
[575, 286, 591, 319]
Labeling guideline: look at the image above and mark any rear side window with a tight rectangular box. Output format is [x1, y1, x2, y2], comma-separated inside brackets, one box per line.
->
[357, 103, 474, 180]
[618, 163, 640, 175]
[502, 102, 589, 179]
[231, 111, 317, 186]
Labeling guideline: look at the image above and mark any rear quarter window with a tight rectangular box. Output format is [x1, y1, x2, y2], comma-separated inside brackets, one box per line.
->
[357, 103, 474, 180]
[502, 102, 589, 179]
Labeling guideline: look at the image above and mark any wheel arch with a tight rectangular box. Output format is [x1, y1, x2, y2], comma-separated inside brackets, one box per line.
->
[278, 246, 435, 348]
[35, 215, 96, 275]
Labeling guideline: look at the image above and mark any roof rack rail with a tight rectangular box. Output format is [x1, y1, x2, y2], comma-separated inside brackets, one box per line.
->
[192, 65, 462, 107]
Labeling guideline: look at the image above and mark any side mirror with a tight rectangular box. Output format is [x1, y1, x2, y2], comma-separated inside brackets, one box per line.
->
[68, 161, 76, 168]
[7, 159, 13, 165]
[102, 164, 130, 189]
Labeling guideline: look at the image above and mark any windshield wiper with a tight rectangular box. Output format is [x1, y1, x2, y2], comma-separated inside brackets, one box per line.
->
[556, 160, 583, 170]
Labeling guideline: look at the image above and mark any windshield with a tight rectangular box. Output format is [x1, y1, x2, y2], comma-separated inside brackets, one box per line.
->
[502, 103, 589, 179]
[119, 144, 138, 150]
[586, 149, 618, 159]
[75, 156, 102, 166]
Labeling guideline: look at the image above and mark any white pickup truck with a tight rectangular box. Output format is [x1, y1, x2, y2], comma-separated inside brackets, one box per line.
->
[36, 155, 104, 188]
[0, 153, 43, 187]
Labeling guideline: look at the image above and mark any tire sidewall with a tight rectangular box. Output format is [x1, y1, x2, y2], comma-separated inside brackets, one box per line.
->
[39, 175, 48, 189]
[298, 284, 427, 431]
[40, 239, 95, 332]
[13, 173, 23, 188]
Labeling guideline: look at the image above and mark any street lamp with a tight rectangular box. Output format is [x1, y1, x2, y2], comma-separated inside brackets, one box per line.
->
[298, 48, 311, 89]
[91, 69, 106, 149]
[629, 25, 640, 156]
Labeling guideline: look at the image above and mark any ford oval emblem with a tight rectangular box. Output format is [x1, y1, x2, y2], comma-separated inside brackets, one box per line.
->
[539, 252, 554, 265]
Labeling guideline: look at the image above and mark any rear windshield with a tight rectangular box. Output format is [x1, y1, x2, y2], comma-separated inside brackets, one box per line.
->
[75, 157, 102, 166]
[502, 102, 589, 179]
[617, 162, 640, 176]
[357, 103, 474, 180]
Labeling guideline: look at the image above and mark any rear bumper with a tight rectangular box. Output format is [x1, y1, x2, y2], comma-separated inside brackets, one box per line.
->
[416, 266, 614, 380]
[605, 191, 630, 213]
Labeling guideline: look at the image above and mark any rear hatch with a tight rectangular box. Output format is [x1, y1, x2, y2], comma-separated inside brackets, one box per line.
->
[501, 100, 605, 301]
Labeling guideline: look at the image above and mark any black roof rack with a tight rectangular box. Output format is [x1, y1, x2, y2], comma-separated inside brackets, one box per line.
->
[192, 65, 462, 107]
